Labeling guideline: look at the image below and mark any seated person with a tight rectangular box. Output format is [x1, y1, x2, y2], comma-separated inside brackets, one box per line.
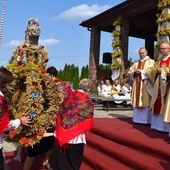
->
[97, 80, 105, 96]
[101, 79, 112, 97]
[110, 79, 125, 107]
[122, 82, 132, 96]
[121, 82, 132, 105]
[110, 79, 122, 97]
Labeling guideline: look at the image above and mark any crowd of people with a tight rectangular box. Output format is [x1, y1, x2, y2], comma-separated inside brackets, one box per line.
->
[97, 43, 170, 144]
[97, 78, 132, 107]
[2, 42, 170, 170]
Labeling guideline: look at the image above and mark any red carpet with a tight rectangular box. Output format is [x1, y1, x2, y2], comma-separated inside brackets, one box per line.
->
[82, 118, 170, 170]
[4, 150, 46, 170]
[4, 118, 170, 170]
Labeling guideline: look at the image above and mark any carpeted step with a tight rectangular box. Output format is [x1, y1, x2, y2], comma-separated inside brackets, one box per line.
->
[4, 118, 170, 170]
[93, 118, 170, 161]
[94, 128, 170, 161]
[86, 133, 170, 170]
[81, 160, 95, 170]
[82, 144, 133, 170]
[4, 150, 45, 170]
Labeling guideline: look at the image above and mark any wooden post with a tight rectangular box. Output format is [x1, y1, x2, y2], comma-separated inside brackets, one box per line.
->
[89, 28, 101, 92]
[120, 18, 129, 84]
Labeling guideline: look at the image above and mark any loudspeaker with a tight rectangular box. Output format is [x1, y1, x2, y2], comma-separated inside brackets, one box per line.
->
[103, 53, 112, 63]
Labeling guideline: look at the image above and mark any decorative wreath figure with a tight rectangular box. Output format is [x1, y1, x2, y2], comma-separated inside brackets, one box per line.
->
[155, 0, 170, 50]
[4, 18, 63, 147]
[111, 18, 122, 81]
[11, 43, 48, 68]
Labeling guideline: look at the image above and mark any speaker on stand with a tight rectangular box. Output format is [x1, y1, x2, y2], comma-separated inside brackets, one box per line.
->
[102, 52, 112, 69]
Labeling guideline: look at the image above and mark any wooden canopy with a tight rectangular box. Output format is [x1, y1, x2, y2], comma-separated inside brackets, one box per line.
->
[80, 0, 159, 89]
[80, 0, 158, 40]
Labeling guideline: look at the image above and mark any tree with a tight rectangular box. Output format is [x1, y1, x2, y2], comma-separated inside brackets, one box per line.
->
[58, 64, 80, 89]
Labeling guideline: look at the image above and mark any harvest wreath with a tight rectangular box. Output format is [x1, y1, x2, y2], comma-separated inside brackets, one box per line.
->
[158, 0, 170, 10]
[111, 18, 122, 70]
[5, 43, 63, 147]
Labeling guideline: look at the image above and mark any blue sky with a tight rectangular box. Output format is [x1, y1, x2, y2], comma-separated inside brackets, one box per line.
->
[0, 0, 144, 70]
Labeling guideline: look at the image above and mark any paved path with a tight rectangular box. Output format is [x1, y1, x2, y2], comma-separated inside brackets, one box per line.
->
[3, 105, 133, 170]
[94, 104, 133, 118]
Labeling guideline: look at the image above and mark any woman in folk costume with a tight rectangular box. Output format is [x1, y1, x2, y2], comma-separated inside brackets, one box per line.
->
[149, 42, 170, 132]
[46, 66, 62, 85]
[50, 78, 94, 170]
[0, 67, 31, 170]
[128, 47, 155, 124]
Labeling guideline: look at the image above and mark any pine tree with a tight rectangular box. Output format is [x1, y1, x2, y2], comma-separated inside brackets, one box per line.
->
[72, 66, 79, 89]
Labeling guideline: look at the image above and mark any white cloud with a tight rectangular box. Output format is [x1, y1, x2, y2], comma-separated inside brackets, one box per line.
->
[39, 39, 60, 46]
[4, 39, 59, 47]
[5, 40, 24, 47]
[54, 4, 111, 21]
